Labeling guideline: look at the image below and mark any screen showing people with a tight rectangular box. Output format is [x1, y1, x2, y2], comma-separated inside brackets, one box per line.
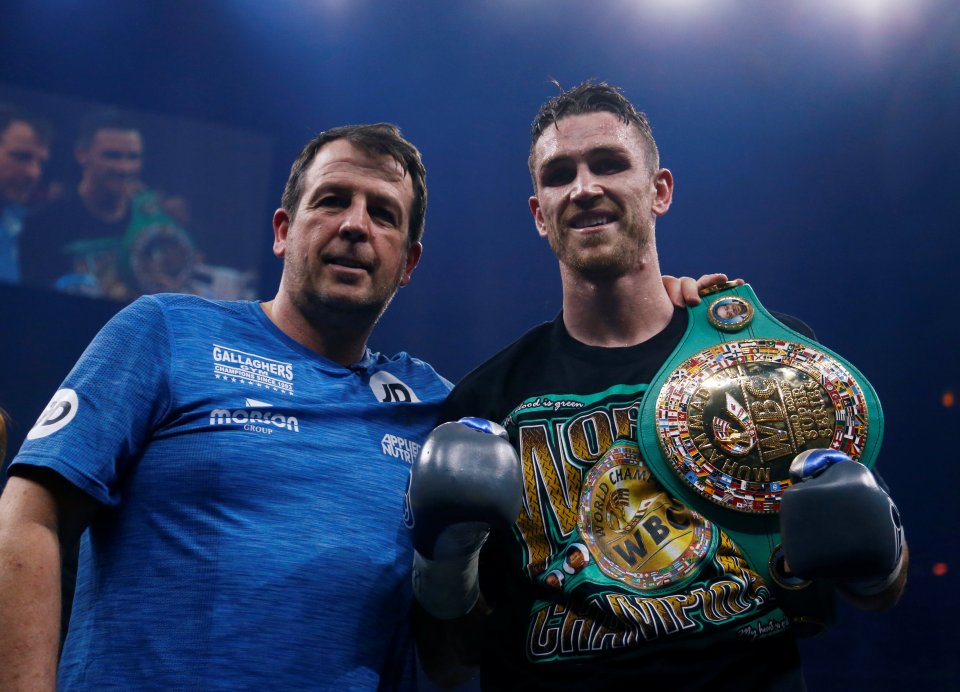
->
[0, 85, 272, 301]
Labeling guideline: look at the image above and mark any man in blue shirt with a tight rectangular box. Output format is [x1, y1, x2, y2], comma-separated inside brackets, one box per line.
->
[0, 123, 451, 690]
[0, 104, 51, 284]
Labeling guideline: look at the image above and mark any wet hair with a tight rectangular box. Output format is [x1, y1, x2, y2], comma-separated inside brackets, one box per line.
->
[528, 80, 659, 189]
[75, 108, 141, 147]
[281, 123, 427, 246]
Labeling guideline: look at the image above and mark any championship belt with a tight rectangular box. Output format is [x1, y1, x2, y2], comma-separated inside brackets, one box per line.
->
[637, 282, 883, 634]
[123, 190, 198, 294]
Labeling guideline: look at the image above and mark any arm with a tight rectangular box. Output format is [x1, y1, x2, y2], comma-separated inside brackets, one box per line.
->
[413, 598, 488, 689]
[0, 470, 96, 690]
[406, 419, 522, 688]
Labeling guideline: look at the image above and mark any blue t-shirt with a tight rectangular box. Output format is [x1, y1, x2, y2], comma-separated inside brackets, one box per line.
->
[0, 202, 25, 283]
[11, 294, 451, 690]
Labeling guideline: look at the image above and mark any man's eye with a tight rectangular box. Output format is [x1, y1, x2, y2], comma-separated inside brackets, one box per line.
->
[317, 196, 348, 208]
[593, 159, 626, 175]
[542, 168, 575, 187]
[370, 207, 397, 226]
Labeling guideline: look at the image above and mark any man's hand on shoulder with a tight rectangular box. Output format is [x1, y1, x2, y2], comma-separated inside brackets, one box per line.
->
[662, 273, 744, 307]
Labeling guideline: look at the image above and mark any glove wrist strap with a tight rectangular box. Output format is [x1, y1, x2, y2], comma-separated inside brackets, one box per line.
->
[839, 540, 906, 598]
[412, 549, 481, 620]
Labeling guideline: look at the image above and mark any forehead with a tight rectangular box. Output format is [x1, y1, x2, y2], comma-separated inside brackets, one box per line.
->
[532, 111, 646, 169]
[304, 138, 413, 205]
[0, 121, 46, 150]
[88, 128, 143, 151]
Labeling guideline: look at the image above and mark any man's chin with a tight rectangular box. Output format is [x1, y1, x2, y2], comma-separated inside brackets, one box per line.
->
[563, 252, 634, 279]
[305, 289, 394, 321]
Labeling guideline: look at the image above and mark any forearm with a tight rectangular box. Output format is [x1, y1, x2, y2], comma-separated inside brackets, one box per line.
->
[407, 419, 521, 687]
[413, 599, 487, 690]
[0, 484, 64, 690]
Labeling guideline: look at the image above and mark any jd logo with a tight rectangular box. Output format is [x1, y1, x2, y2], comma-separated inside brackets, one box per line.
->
[369, 371, 420, 403]
[28, 389, 80, 440]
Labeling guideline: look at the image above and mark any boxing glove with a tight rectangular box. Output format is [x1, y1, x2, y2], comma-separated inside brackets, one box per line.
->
[780, 449, 905, 596]
[405, 417, 522, 619]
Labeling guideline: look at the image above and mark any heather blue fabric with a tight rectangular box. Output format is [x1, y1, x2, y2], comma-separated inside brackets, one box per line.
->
[12, 293, 451, 690]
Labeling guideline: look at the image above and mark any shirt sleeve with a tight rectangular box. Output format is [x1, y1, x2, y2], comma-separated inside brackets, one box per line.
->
[9, 296, 172, 506]
[438, 375, 501, 425]
[770, 310, 816, 340]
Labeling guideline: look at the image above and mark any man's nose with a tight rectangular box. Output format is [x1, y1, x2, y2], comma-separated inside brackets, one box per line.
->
[570, 169, 602, 204]
[111, 155, 140, 173]
[26, 158, 42, 181]
[339, 200, 372, 240]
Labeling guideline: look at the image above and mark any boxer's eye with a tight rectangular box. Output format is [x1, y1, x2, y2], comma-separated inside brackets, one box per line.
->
[540, 165, 574, 187]
[591, 156, 627, 175]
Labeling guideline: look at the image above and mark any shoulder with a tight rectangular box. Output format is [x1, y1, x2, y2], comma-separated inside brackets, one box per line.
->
[456, 320, 555, 391]
[770, 310, 816, 340]
[131, 293, 256, 321]
[101, 294, 256, 345]
[442, 320, 554, 421]
[22, 194, 81, 227]
[369, 351, 454, 396]
[26, 194, 77, 217]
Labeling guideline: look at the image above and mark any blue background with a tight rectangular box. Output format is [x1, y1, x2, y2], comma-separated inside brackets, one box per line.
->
[1, 1, 957, 688]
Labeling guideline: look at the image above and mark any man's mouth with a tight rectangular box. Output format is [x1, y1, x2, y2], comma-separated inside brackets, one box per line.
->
[569, 213, 616, 230]
[326, 256, 370, 271]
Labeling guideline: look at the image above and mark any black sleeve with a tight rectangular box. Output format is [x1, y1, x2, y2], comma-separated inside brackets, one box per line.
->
[439, 376, 500, 425]
[770, 310, 816, 341]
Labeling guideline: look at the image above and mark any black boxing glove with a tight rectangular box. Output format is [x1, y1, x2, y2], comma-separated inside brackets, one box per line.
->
[780, 449, 905, 597]
[405, 418, 522, 619]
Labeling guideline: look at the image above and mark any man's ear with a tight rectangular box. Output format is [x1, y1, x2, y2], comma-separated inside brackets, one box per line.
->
[399, 241, 423, 287]
[652, 168, 674, 217]
[529, 195, 548, 239]
[272, 208, 290, 259]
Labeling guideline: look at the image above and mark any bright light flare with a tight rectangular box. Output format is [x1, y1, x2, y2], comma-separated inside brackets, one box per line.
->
[802, 0, 928, 29]
[632, 0, 737, 22]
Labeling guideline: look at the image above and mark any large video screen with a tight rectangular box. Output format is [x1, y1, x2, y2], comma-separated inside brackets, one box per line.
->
[0, 84, 273, 301]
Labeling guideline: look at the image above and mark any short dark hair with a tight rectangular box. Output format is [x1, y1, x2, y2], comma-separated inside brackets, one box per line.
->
[281, 123, 427, 246]
[528, 80, 660, 190]
[0, 102, 54, 145]
[75, 108, 141, 147]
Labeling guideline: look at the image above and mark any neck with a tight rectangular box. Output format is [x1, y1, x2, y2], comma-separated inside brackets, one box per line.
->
[559, 260, 674, 348]
[261, 294, 374, 367]
[78, 179, 129, 222]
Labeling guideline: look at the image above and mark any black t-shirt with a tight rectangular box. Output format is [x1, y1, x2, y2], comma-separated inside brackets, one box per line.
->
[19, 192, 130, 291]
[442, 308, 813, 691]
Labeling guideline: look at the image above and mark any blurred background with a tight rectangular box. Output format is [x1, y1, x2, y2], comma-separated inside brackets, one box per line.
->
[1, 1, 956, 688]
